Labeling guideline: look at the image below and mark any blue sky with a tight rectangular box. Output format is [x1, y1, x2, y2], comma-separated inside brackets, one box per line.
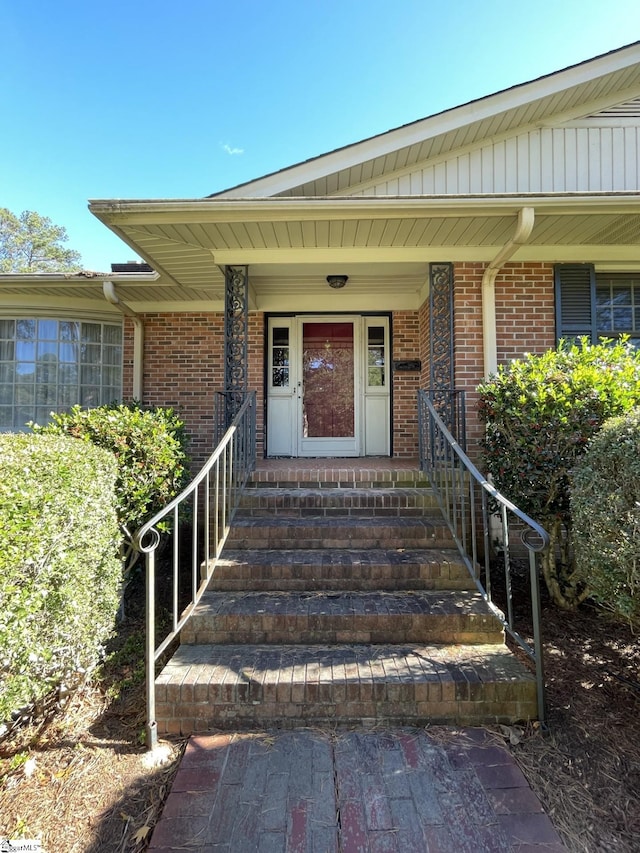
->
[1, 0, 640, 271]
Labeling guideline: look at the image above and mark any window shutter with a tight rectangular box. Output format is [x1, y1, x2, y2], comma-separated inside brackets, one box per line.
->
[554, 264, 596, 344]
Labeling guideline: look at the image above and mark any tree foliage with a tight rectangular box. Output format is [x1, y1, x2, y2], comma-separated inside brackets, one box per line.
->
[477, 338, 640, 610]
[0, 207, 82, 273]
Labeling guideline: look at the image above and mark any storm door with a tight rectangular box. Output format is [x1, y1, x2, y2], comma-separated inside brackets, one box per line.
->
[266, 315, 389, 457]
[299, 320, 357, 456]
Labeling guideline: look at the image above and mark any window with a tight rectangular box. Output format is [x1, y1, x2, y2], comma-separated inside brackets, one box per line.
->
[555, 265, 640, 347]
[0, 318, 123, 430]
[596, 275, 640, 347]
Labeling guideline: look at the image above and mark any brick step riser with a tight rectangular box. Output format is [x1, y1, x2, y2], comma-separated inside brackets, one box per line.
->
[182, 615, 503, 646]
[156, 686, 537, 734]
[238, 496, 440, 516]
[158, 701, 537, 734]
[227, 534, 457, 549]
[210, 576, 475, 592]
[183, 627, 502, 645]
[237, 507, 442, 519]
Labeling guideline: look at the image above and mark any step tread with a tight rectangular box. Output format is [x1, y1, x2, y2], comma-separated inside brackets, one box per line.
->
[210, 548, 474, 592]
[158, 642, 535, 688]
[217, 547, 465, 567]
[248, 470, 429, 487]
[193, 588, 492, 617]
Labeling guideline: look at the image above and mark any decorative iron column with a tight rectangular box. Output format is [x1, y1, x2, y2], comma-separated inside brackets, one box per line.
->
[428, 262, 456, 433]
[224, 265, 249, 428]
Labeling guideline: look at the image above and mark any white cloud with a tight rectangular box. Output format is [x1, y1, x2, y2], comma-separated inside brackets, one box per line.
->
[221, 143, 244, 156]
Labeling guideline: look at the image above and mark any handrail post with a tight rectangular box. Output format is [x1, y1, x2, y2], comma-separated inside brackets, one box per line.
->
[529, 548, 547, 724]
[145, 548, 158, 750]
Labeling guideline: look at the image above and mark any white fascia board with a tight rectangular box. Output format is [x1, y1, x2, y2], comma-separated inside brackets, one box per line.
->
[212, 43, 640, 198]
[89, 193, 640, 225]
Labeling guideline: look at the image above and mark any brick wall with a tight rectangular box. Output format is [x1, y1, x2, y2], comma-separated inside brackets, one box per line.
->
[123, 313, 225, 468]
[452, 262, 556, 459]
[495, 264, 555, 362]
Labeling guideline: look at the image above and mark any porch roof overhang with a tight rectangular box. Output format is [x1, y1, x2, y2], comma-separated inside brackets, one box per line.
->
[85, 193, 640, 312]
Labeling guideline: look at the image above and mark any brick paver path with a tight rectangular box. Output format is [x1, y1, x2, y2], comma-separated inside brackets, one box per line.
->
[148, 727, 565, 852]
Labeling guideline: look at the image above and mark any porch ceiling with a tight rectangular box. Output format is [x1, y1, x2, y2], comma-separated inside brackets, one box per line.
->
[88, 194, 640, 310]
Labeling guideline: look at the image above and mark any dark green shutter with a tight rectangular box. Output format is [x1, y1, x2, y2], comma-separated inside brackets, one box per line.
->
[554, 264, 596, 344]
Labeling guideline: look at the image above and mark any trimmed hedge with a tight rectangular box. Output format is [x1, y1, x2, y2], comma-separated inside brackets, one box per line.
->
[33, 402, 189, 538]
[0, 434, 122, 724]
[572, 409, 640, 627]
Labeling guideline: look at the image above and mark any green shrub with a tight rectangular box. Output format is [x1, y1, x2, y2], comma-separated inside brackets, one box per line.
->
[477, 338, 640, 610]
[0, 434, 121, 724]
[33, 401, 189, 542]
[572, 409, 640, 627]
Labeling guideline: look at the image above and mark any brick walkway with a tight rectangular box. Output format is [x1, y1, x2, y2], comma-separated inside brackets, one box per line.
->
[148, 728, 565, 852]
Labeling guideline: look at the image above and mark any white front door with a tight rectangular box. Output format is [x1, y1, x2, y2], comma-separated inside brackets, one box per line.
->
[266, 315, 390, 457]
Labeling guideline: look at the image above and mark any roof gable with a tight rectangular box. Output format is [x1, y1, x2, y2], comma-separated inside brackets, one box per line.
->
[213, 41, 640, 199]
[340, 98, 640, 197]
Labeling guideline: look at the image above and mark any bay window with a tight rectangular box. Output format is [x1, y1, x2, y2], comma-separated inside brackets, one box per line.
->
[0, 317, 123, 430]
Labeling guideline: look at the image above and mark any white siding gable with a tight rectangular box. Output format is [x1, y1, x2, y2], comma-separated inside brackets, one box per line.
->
[341, 99, 640, 196]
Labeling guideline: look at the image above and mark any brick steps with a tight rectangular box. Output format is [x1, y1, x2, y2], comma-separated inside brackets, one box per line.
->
[227, 516, 456, 550]
[154, 460, 538, 735]
[181, 590, 502, 645]
[155, 642, 537, 731]
[210, 548, 474, 591]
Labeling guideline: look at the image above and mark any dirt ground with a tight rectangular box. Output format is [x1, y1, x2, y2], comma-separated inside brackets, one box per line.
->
[0, 578, 638, 853]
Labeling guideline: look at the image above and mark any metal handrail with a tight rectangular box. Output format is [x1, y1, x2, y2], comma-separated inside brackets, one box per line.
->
[418, 389, 550, 723]
[134, 392, 256, 748]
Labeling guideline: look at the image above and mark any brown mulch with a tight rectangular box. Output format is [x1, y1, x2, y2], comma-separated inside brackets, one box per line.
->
[501, 595, 640, 852]
[0, 578, 638, 852]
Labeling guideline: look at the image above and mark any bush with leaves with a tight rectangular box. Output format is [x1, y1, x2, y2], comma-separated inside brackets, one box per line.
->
[572, 408, 640, 628]
[0, 434, 121, 724]
[33, 402, 189, 554]
[477, 338, 640, 610]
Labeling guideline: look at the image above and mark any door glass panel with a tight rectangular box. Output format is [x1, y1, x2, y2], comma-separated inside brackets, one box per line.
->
[302, 322, 354, 438]
[271, 326, 290, 387]
[367, 325, 385, 387]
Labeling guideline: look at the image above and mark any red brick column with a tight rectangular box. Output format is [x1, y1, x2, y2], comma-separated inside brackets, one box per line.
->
[392, 311, 421, 457]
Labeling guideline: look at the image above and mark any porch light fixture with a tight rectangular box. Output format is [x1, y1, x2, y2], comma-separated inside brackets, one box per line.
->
[327, 274, 348, 289]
